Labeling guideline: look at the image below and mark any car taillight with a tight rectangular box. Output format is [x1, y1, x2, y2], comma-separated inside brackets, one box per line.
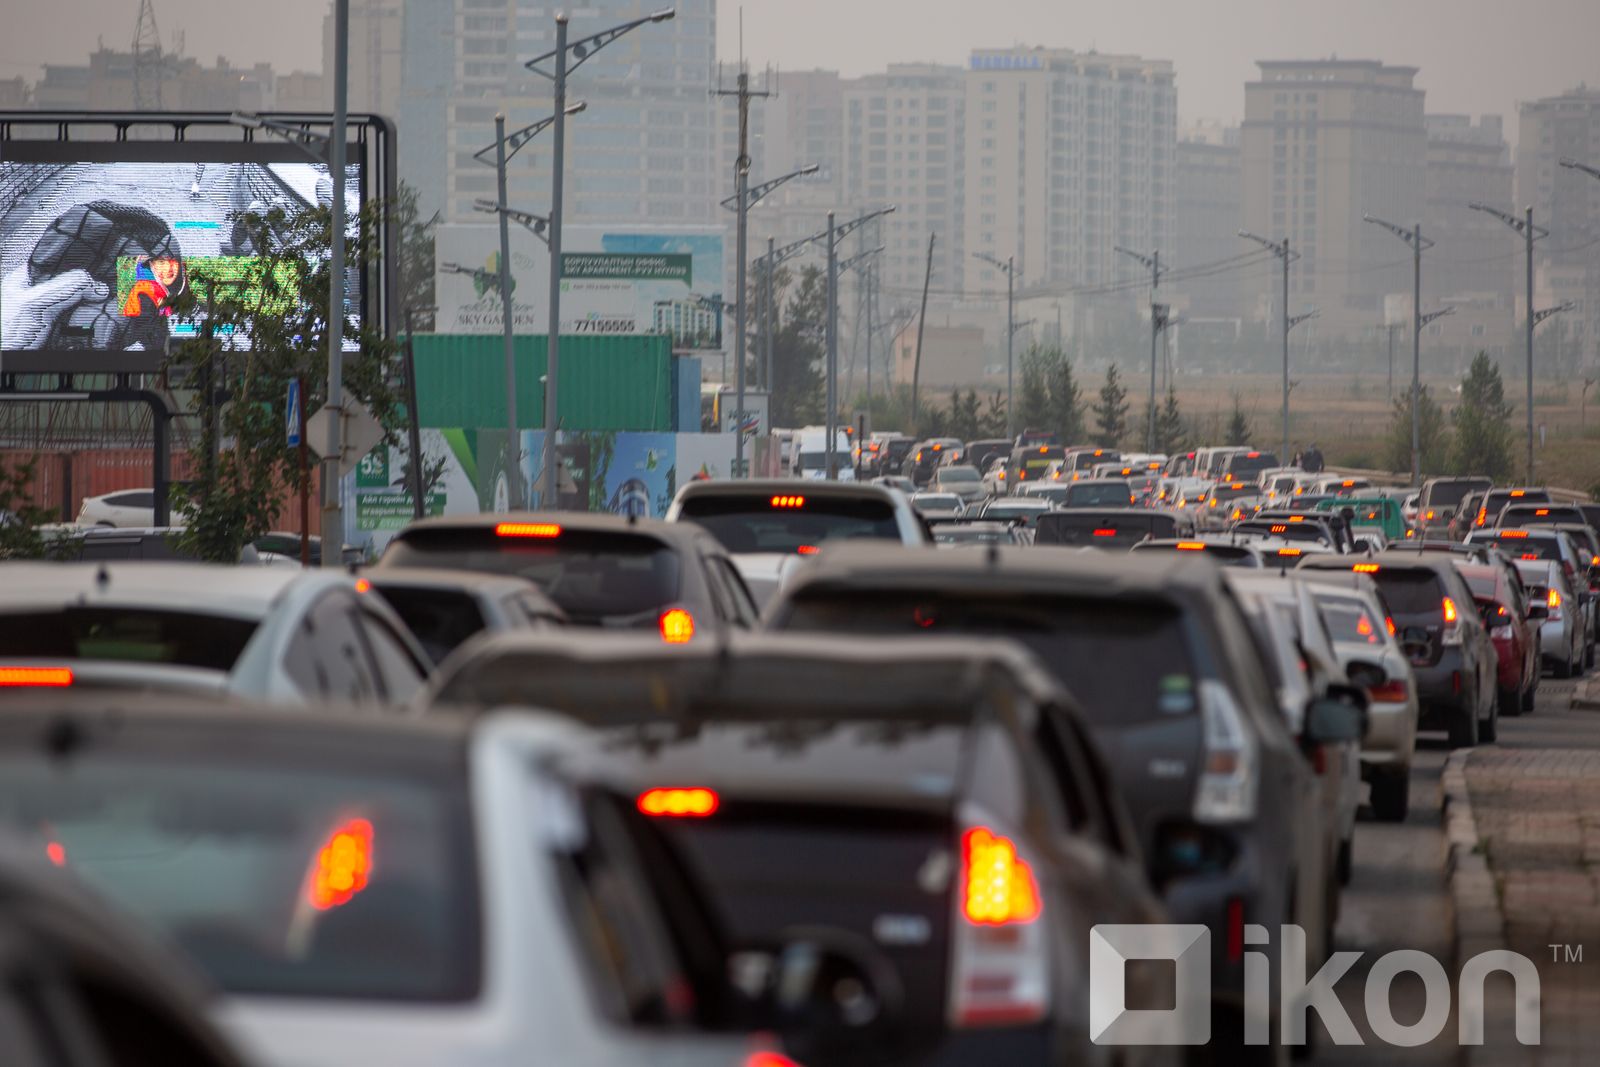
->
[1386, 616, 1396, 636]
[637, 787, 719, 817]
[496, 522, 561, 538]
[1092, 528, 1117, 538]
[1367, 679, 1410, 704]
[305, 818, 374, 911]
[1176, 542, 1206, 551]
[1548, 587, 1563, 620]
[1442, 597, 1458, 624]
[949, 818, 1049, 1028]
[0, 667, 73, 688]
[660, 608, 696, 643]
[1441, 597, 1462, 645]
[796, 544, 820, 555]
[1353, 563, 1379, 573]
[745, 1054, 803, 1067]
[1194, 680, 1259, 824]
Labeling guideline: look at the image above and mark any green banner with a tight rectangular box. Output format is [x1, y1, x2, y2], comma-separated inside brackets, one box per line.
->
[355, 491, 445, 531]
[355, 448, 390, 489]
[561, 253, 692, 284]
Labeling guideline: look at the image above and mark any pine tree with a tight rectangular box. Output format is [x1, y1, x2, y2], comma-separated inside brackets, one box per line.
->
[1451, 352, 1516, 479]
[1153, 386, 1186, 453]
[1092, 365, 1129, 447]
[1224, 394, 1251, 446]
[1384, 385, 1449, 476]
[1017, 345, 1054, 431]
[1047, 356, 1084, 443]
[980, 391, 1009, 438]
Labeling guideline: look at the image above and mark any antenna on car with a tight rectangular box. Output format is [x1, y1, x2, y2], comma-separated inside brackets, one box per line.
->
[95, 564, 110, 590]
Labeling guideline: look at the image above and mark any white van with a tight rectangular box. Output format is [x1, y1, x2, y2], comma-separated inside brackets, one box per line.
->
[794, 426, 856, 481]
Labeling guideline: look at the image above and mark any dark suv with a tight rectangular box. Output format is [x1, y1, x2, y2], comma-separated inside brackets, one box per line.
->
[766, 543, 1352, 1057]
[1299, 553, 1498, 746]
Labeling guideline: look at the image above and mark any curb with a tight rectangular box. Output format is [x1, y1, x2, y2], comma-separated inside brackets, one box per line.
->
[1572, 675, 1600, 711]
[1442, 750, 1520, 1066]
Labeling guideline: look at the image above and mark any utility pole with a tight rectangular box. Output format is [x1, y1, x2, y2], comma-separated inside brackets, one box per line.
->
[825, 206, 896, 478]
[715, 66, 772, 478]
[973, 252, 1016, 440]
[912, 232, 936, 436]
[1115, 246, 1163, 452]
[1239, 231, 1298, 463]
[525, 7, 677, 505]
[323, 0, 348, 563]
[763, 236, 775, 392]
[1473, 200, 1553, 485]
[864, 259, 874, 412]
[1364, 216, 1434, 486]
[754, 225, 829, 411]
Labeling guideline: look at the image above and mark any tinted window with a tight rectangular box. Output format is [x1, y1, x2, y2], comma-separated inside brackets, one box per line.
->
[1223, 452, 1278, 477]
[1064, 483, 1135, 507]
[109, 492, 155, 509]
[0, 751, 479, 1001]
[937, 467, 980, 484]
[677, 494, 900, 553]
[1423, 479, 1490, 510]
[287, 594, 379, 702]
[74, 534, 191, 561]
[1319, 598, 1384, 646]
[359, 613, 427, 701]
[1036, 513, 1169, 547]
[1473, 533, 1563, 563]
[384, 529, 681, 622]
[780, 592, 1200, 727]
[1499, 507, 1586, 528]
[373, 585, 487, 664]
[0, 609, 255, 669]
[1369, 570, 1447, 616]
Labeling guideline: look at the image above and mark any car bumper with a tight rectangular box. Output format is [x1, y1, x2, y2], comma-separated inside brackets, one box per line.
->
[1412, 649, 1473, 723]
[1160, 835, 1281, 1008]
[1360, 699, 1417, 767]
[1539, 619, 1574, 660]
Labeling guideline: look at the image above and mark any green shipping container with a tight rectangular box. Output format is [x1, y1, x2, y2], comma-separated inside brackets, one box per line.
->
[410, 334, 676, 432]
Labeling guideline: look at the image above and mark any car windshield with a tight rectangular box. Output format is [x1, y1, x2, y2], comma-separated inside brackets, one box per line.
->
[383, 528, 681, 622]
[676, 493, 901, 552]
[1064, 483, 1134, 507]
[937, 467, 980, 483]
[0, 748, 478, 1002]
[0, 608, 256, 670]
[781, 592, 1199, 727]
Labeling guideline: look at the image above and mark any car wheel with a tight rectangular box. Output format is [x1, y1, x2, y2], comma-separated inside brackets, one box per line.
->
[1479, 700, 1498, 743]
[1447, 703, 1478, 749]
[1336, 836, 1354, 886]
[1370, 769, 1410, 822]
[1499, 687, 1522, 718]
[1522, 677, 1538, 712]
[1554, 651, 1573, 679]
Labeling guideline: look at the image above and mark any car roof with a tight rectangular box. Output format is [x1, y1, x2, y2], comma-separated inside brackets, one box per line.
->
[362, 566, 548, 597]
[390, 510, 706, 548]
[674, 479, 900, 503]
[1298, 551, 1456, 576]
[0, 561, 317, 617]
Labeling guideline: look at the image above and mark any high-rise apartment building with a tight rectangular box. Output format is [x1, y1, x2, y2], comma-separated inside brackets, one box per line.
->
[1174, 121, 1243, 322]
[962, 47, 1176, 298]
[1240, 60, 1426, 338]
[326, 0, 403, 115]
[407, 0, 716, 226]
[1517, 86, 1600, 362]
[1425, 114, 1514, 359]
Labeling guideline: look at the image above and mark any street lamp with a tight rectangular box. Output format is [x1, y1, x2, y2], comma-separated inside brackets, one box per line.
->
[1115, 245, 1165, 452]
[973, 252, 1017, 441]
[525, 8, 676, 507]
[824, 207, 895, 478]
[754, 227, 828, 394]
[1364, 215, 1434, 486]
[1469, 202, 1549, 485]
[721, 163, 819, 476]
[1239, 231, 1300, 464]
[839, 245, 885, 407]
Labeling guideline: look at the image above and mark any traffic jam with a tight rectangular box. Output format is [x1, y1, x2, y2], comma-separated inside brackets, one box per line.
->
[3, 434, 1597, 1067]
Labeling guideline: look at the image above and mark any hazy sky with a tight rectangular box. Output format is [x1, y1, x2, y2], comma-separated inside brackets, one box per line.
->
[6, 0, 1599, 137]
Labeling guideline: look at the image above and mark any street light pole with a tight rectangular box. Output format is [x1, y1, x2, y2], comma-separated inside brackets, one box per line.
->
[973, 252, 1016, 440]
[1364, 216, 1434, 485]
[491, 113, 523, 508]
[1115, 245, 1162, 452]
[826, 211, 838, 480]
[1239, 232, 1296, 463]
[323, 0, 348, 564]
[764, 236, 775, 392]
[1470, 201, 1550, 485]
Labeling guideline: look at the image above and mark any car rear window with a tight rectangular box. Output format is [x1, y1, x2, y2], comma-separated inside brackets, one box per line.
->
[1223, 452, 1278, 477]
[373, 586, 487, 665]
[1319, 598, 1384, 646]
[1036, 512, 1171, 547]
[779, 592, 1200, 727]
[937, 467, 981, 484]
[1370, 569, 1448, 616]
[1234, 521, 1331, 545]
[383, 528, 680, 622]
[1064, 483, 1135, 507]
[1424, 480, 1490, 510]
[677, 493, 900, 554]
[0, 609, 256, 670]
[0, 748, 478, 1002]
[1474, 533, 1562, 563]
[1499, 507, 1585, 527]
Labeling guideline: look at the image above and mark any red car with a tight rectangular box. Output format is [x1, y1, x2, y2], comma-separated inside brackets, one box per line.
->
[1454, 560, 1541, 714]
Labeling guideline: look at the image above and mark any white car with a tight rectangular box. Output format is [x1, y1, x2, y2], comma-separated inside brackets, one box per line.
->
[1299, 574, 1421, 823]
[76, 488, 157, 527]
[908, 491, 967, 518]
[0, 563, 429, 706]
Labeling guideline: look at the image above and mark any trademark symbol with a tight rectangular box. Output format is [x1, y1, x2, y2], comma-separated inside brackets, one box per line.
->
[1548, 944, 1583, 964]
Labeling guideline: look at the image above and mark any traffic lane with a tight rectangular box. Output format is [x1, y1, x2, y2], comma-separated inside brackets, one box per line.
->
[1312, 738, 1455, 1064]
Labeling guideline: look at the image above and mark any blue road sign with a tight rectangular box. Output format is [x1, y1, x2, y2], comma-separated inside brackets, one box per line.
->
[286, 379, 303, 447]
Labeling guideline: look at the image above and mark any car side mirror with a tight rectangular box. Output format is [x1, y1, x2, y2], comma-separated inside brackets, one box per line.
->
[1304, 694, 1366, 745]
[732, 933, 902, 1064]
[1344, 659, 1387, 690]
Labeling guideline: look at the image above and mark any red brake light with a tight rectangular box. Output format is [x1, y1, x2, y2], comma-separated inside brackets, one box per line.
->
[496, 522, 561, 538]
[306, 818, 374, 911]
[1386, 616, 1396, 636]
[1442, 597, 1459, 625]
[659, 608, 696, 643]
[1176, 542, 1207, 551]
[1510, 489, 1526, 497]
[638, 787, 719, 817]
[1092, 528, 1117, 538]
[745, 1054, 803, 1067]
[796, 544, 820, 555]
[1356, 615, 1374, 638]
[1535, 508, 1550, 516]
[1277, 548, 1303, 557]
[1247, 451, 1261, 458]
[45, 841, 66, 867]
[962, 827, 1041, 925]
[0, 667, 73, 688]
[1522, 552, 1540, 560]
[354, 578, 371, 594]
[770, 494, 805, 508]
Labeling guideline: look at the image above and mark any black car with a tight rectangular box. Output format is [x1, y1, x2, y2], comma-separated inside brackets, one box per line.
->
[1299, 553, 1499, 746]
[963, 438, 1013, 477]
[423, 632, 1168, 1066]
[1130, 539, 1265, 567]
[1033, 507, 1195, 548]
[766, 543, 1351, 1059]
[377, 512, 758, 641]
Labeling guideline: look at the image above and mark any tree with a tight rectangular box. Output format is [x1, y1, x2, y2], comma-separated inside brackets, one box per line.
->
[166, 199, 404, 563]
[945, 388, 982, 441]
[767, 265, 827, 427]
[392, 182, 440, 329]
[1224, 394, 1252, 446]
[1047, 355, 1085, 443]
[979, 391, 1009, 439]
[1383, 385, 1449, 476]
[1092, 365, 1129, 447]
[1153, 386, 1186, 454]
[1017, 345, 1054, 431]
[0, 460, 62, 560]
[1451, 351, 1516, 479]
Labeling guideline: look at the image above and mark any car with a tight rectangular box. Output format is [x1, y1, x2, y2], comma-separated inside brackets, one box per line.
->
[1129, 538, 1267, 567]
[930, 519, 1026, 547]
[1298, 553, 1499, 747]
[1493, 502, 1592, 530]
[977, 496, 1054, 531]
[1216, 449, 1281, 485]
[930, 463, 988, 505]
[1470, 487, 1552, 529]
[1009, 443, 1067, 485]
[1513, 558, 1586, 678]
[962, 437, 1013, 476]
[766, 542, 1350, 1056]
[1417, 477, 1492, 533]
[1230, 515, 1342, 553]
[1255, 467, 1304, 502]
[377, 513, 759, 641]
[1017, 480, 1074, 505]
[1298, 575, 1422, 822]
[362, 568, 566, 666]
[1310, 476, 1373, 497]
[795, 425, 857, 481]
[1402, 539, 1498, 564]
[1253, 508, 1358, 552]
[905, 437, 964, 486]
[1453, 560, 1541, 714]
[878, 434, 917, 478]
[1193, 484, 1267, 530]
[1191, 446, 1249, 480]
[0, 562, 429, 705]
[75, 487, 158, 527]
[1227, 571, 1364, 908]
[861, 431, 912, 477]
[909, 491, 967, 519]
[422, 632, 1171, 1067]
[55, 525, 264, 563]
[980, 454, 1012, 497]
[1058, 477, 1138, 509]
[1314, 496, 1409, 542]
[0, 694, 794, 1067]
[667, 479, 928, 608]
[870, 474, 917, 495]
[1465, 528, 1595, 644]
[1033, 507, 1196, 549]
[254, 532, 364, 567]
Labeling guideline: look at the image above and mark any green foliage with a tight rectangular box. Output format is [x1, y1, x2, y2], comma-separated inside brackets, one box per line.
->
[1153, 385, 1186, 454]
[1017, 345, 1053, 430]
[165, 198, 405, 563]
[979, 391, 1009, 439]
[1224, 394, 1251, 447]
[767, 265, 827, 427]
[1450, 352, 1516, 480]
[1092, 365, 1129, 447]
[0, 460, 62, 560]
[944, 388, 983, 441]
[1383, 385, 1449, 476]
[1047, 354, 1085, 444]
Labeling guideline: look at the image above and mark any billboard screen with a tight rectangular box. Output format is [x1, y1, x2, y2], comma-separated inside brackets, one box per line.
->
[1, 159, 360, 371]
[434, 223, 725, 351]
